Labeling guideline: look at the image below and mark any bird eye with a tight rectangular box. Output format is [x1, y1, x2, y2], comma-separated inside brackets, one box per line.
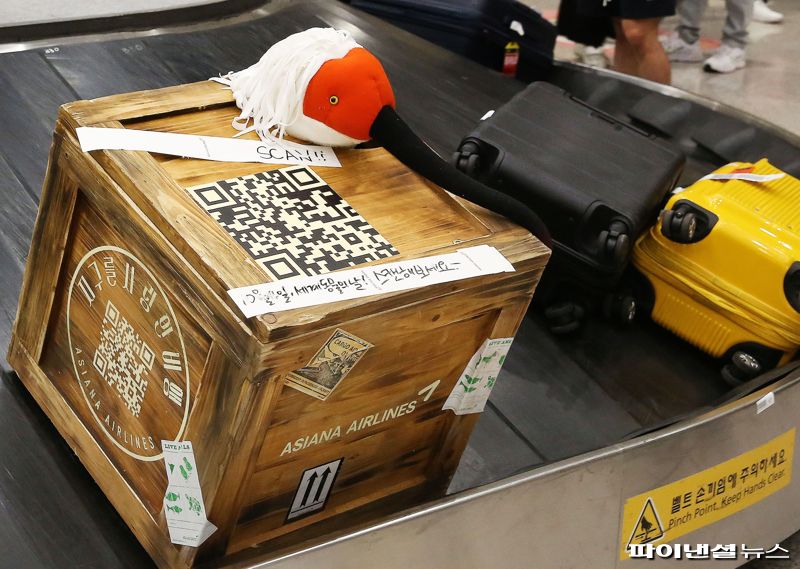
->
[329, 95, 339, 105]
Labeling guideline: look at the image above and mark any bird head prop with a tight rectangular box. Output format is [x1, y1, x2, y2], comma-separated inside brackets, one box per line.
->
[223, 28, 550, 245]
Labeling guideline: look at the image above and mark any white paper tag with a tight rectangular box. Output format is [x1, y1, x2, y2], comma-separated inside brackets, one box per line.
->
[228, 244, 514, 319]
[756, 392, 775, 414]
[162, 441, 217, 547]
[76, 126, 341, 168]
[443, 337, 513, 415]
[701, 171, 785, 183]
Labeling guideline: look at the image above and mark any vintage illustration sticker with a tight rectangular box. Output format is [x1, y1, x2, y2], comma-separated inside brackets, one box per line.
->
[285, 329, 373, 400]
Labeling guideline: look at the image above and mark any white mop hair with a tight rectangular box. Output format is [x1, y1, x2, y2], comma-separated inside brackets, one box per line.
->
[226, 28, 360, 141]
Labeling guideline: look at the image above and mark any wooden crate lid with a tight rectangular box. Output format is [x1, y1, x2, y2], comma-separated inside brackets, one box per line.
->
[59, 81, 549, 342]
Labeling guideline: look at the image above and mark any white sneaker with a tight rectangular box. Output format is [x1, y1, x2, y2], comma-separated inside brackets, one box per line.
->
[703, 44, 746, 73]
[753, 0, 783, 23]
[574, 44, 609, 69]
[660, 33, 703, 63]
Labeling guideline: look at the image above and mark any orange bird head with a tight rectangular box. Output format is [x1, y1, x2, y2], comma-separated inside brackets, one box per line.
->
[227, 28, 395, 147]
[302, 47, 396, 144]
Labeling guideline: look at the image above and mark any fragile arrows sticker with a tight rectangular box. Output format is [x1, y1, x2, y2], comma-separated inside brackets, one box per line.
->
[286, 458, 343, 522]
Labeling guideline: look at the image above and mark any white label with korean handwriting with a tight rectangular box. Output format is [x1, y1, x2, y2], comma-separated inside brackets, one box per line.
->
[443, 337, 513, 415]
[77, 127, 341, 168]
[228, 245, 514, 318]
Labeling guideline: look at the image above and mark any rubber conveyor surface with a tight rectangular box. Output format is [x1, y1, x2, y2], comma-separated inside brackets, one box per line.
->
[0, 1, 745, 566]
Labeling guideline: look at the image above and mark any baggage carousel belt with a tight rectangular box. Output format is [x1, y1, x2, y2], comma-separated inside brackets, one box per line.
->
[0, 2, 733, 567]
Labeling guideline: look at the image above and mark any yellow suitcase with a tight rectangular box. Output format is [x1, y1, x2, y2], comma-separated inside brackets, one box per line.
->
[633, 159, 800, 384]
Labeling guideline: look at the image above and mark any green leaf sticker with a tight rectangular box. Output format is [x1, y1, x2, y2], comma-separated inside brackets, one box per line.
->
[443, 337, 514, 415]
[187, 495, 202, 515]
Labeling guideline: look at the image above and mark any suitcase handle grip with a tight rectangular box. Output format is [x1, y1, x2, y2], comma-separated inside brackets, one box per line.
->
[568, 96, 652, 138]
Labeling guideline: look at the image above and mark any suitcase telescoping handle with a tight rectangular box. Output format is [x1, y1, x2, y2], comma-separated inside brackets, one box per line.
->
[369, 105, 552, 247]
[581, 102, 653, 139]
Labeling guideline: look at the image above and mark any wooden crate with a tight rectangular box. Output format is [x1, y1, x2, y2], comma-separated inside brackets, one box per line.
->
[8, 81, 549, 568]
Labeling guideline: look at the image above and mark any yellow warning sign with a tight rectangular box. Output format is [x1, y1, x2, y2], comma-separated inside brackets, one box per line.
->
[620, 428, 795, 560]
[626, 498, 664, 550]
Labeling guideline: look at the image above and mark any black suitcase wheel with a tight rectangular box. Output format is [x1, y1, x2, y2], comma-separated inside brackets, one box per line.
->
[544, 301, 585, 335]
[461, 153, 480, 177]
[452, 141, 481, 176]
[602, 293, 637, 326]
[598, 229, 630, 265]
[721, 351, 762, 386]
[661, 207, 698, 243]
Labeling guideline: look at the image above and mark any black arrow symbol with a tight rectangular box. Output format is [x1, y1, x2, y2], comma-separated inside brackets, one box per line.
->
[301, 472, 318, 507]
[314, 467, 332, 502]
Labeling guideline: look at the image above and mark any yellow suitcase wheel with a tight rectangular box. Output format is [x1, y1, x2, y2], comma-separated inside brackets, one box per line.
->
[661, 206, 698, 243]
[721, 351, 762, 386]
[601, 292, 637, 326]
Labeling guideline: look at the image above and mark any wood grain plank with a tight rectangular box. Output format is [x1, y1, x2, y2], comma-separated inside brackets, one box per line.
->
[55, 130, 254, 366]
[10, 137, 78, 363]
[182, 345, 283, 565]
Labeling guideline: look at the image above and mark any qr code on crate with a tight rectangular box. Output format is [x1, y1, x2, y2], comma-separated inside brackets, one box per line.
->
[92, 300, 154, 417]
[187, 166, 398, 280]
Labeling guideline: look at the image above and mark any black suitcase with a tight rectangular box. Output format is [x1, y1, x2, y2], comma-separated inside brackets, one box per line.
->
[452, 82, 686, 332]
[348, 0, 557, 82]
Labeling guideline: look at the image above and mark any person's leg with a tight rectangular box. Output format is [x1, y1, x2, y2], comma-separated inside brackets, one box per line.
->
[722, 0, 754, 48]
[612, 19, 636, 74]
[613, 18, 671, 84]
[703, 0, 752, 71]
[676, 0, 709, 44]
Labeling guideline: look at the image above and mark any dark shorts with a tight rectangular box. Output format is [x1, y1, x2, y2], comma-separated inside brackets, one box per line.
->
[558, 0, 616, 46]
[589, 0, 676, 20]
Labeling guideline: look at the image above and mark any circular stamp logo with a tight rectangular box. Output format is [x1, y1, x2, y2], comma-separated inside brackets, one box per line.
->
[66, 246, 190, 461]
